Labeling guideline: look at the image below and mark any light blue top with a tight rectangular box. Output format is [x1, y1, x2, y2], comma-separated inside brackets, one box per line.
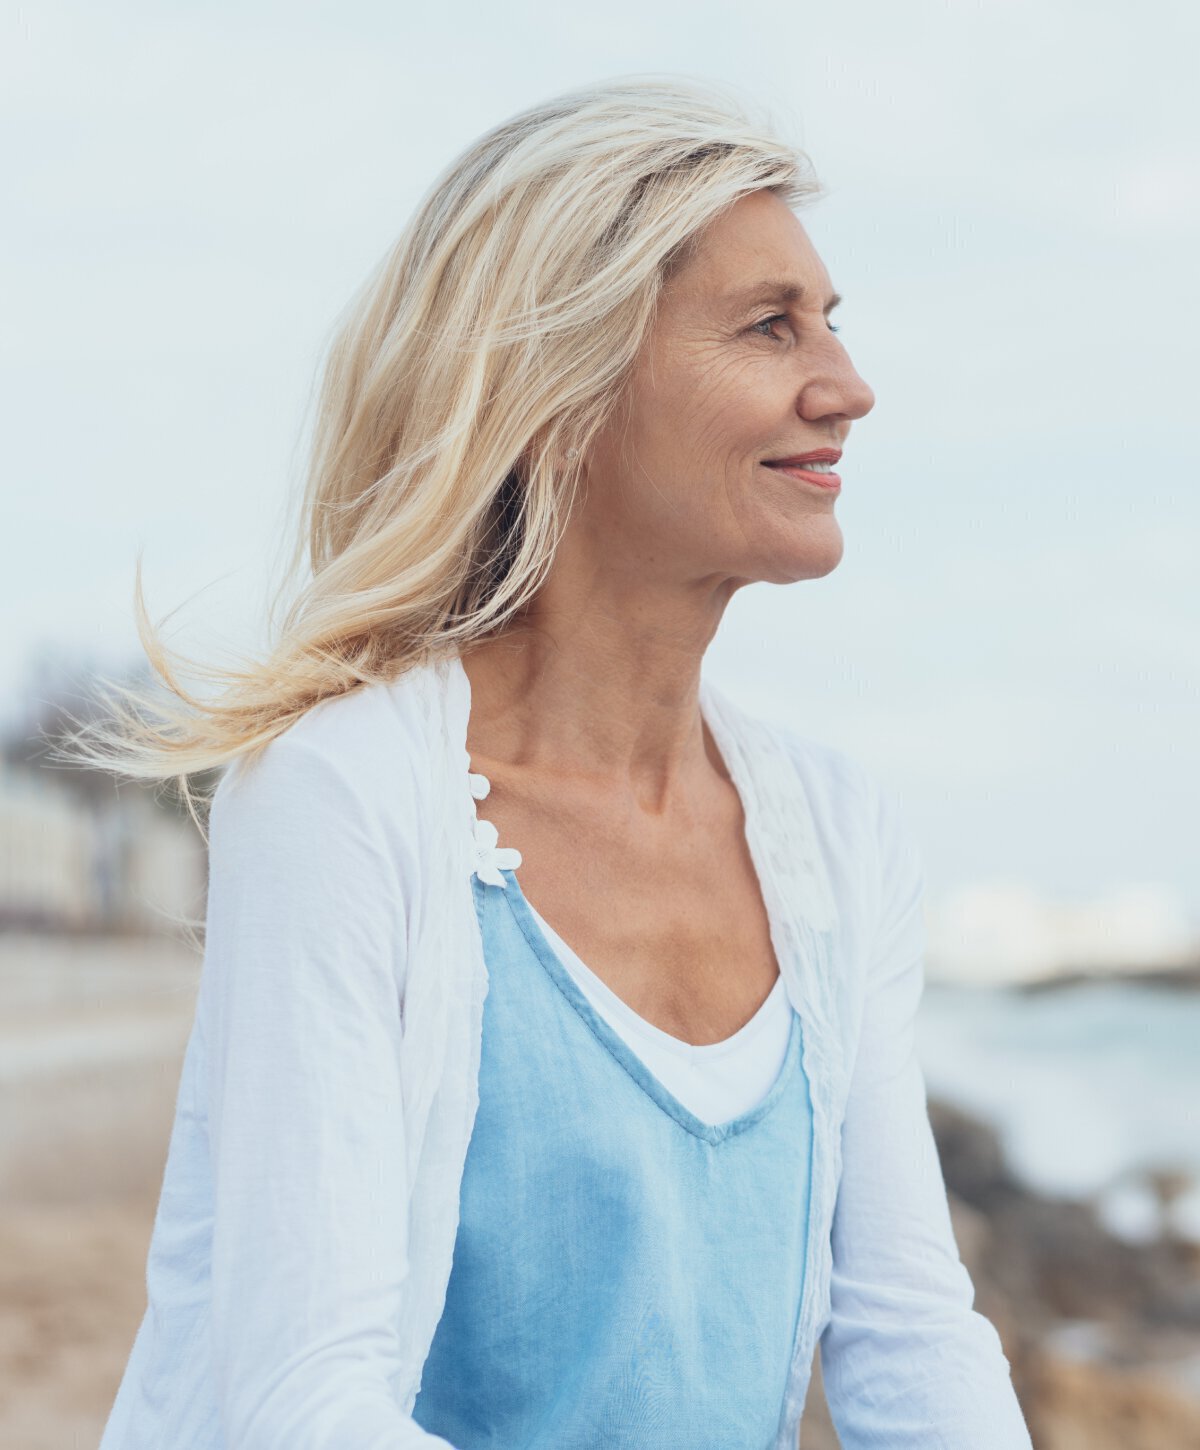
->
[411, 866, 814, 1449]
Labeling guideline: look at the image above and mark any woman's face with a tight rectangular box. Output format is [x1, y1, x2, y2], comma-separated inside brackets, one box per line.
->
[578, 188, 875, 592]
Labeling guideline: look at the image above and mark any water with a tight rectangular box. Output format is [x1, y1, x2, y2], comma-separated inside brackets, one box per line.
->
[915, 980, 1200, 1243]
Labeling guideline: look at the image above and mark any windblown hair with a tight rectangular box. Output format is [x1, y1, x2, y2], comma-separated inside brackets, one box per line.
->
[52, 72, 822, 832]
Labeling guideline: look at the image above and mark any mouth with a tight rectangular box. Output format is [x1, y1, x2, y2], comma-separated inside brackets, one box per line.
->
[761, 460, 842, 491]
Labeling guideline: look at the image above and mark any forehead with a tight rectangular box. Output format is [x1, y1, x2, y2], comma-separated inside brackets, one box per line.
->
[667, 190, 838, 313]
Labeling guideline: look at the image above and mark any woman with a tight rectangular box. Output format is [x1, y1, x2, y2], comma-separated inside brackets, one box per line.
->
[75, 75, 1034, 1449]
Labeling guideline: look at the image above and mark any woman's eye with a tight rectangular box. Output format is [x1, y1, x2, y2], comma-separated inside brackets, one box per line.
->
[751, 314, 789, 338]
[750, 314, 841, 338]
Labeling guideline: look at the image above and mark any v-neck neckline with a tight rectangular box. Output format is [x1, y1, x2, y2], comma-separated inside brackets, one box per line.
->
[490, 863, 802, 1145]
[525, 895, 788, 1063]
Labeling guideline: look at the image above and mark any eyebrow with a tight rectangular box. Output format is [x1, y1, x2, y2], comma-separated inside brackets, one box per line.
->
[722, 280, 843, 315]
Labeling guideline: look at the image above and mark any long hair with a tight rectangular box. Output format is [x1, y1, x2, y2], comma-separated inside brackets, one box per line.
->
[51, 73, 822, 832]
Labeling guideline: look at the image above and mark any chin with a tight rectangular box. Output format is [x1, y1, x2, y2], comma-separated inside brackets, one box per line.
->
[761, 524, 845, 585]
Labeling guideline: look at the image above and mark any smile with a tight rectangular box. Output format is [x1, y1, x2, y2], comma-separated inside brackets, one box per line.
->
[762, 461, 842, 491]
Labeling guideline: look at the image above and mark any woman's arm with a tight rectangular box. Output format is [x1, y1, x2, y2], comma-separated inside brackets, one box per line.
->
[200, 733, 459, 1450]
[818, 779, 1034, 1449]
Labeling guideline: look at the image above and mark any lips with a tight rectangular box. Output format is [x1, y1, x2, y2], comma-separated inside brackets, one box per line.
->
[762, 459, 841, 490]
[765, 449, 842, 466]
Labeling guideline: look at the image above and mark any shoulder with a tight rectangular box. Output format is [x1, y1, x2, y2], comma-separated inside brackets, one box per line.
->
[773, 725, 875, 830]
[773, 725, 911, 861]
[774, 727, 926, 981]
[775, 718, 921, 877]
[741, 710, 921, 948]
[212, 664, 441, 865]
[282, 662, 435, 774]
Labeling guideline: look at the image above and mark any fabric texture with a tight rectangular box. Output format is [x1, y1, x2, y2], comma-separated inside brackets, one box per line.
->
[410, 864, 812, 1447]
[97, 650, 1035, 1449]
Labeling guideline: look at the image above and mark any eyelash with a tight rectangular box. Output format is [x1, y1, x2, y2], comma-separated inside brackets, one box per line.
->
[751, 313, 841, 339]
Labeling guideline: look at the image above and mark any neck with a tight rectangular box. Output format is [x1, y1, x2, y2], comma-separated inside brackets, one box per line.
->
[457, 573, 738, 811]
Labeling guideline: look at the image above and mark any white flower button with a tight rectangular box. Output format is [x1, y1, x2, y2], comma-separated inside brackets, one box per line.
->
[468, 768, 522, 887]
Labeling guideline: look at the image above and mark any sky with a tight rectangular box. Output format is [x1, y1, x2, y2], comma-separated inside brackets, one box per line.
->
[4, 0, 1198, 923]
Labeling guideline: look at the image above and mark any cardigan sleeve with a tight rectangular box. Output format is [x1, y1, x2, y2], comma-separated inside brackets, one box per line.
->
[199, 734, 461, 1450]
[818, 777, 1034, 1449]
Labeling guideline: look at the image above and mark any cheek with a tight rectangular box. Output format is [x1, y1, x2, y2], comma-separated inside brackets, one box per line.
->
[648, 353, 773, 466]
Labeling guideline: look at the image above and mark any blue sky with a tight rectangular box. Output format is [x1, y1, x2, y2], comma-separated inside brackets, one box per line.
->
[5, 0, 1197, 920]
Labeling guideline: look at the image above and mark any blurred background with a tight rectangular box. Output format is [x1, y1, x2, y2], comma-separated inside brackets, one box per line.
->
[3, 1, 1198, 1446]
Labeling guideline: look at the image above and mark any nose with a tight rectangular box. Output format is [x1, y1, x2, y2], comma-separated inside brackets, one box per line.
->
[795, 340, 875, 425]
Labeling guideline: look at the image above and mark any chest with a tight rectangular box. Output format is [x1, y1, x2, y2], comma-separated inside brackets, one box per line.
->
[470, 764, 781, 1047]
[410, 862, 813, 1447]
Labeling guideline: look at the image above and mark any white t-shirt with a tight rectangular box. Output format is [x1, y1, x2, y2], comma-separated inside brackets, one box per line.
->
[524, 898, 793, 1126]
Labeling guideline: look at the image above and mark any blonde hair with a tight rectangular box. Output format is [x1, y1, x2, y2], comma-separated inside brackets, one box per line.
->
[52, 72, 822, 831]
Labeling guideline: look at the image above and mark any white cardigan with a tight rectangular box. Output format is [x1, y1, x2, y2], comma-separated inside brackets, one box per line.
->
[100, 651, 1035, 1450]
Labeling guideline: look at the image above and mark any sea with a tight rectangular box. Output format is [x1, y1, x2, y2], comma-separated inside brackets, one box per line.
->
[916, 979, 1200, 1244]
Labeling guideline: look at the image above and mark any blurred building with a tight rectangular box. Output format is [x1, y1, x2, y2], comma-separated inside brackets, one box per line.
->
[0, 755, 206, 936]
